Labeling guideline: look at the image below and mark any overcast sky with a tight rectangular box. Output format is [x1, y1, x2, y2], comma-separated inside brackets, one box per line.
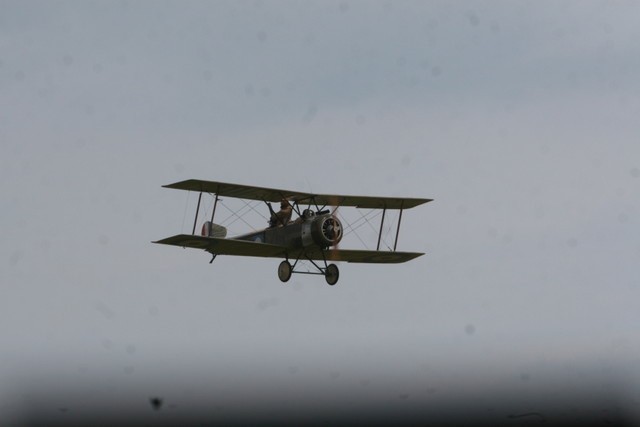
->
[1, 0, 639, 424]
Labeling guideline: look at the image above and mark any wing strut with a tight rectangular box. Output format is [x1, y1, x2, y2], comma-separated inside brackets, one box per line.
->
[192, 192, 203, 235]
[376, 207, 386, 251]
[393, 202, 404, 251]
[210, 192, 220, 223]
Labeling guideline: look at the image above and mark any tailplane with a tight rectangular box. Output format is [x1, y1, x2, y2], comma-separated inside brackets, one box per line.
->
[201, 221, 227, 238]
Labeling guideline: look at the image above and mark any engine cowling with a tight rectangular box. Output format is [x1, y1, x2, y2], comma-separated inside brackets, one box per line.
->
[310, 215, 343, 248]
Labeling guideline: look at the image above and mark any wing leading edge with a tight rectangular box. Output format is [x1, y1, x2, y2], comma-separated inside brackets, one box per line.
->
[163, 179, 432, 209]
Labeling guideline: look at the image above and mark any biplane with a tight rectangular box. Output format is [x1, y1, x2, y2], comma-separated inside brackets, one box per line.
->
[154, 179, 432, 285]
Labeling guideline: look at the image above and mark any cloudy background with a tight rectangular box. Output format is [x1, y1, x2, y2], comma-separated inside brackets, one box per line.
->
[1, 0, 639, 424]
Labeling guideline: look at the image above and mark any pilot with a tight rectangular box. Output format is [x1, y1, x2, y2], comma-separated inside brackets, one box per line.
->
[270, 199, 293, 227]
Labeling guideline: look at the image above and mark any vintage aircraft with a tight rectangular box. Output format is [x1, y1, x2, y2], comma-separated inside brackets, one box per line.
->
[154, 179, 432, 285]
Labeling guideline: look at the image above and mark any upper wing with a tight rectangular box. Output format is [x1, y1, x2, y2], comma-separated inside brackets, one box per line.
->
[312, 194, 431, 210]
[298, 248, 424, 264]
[154, 234, 287, 258]
[163, 179, 432, 209]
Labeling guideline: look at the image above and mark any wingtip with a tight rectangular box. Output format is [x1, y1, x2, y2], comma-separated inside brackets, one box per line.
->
[161, 181, 183, 189]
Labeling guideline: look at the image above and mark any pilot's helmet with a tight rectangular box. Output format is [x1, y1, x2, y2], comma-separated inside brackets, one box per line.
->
[280, 199, 290, 209]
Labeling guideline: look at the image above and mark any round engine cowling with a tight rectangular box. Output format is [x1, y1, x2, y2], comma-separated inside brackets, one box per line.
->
[311, 215, 343, 247]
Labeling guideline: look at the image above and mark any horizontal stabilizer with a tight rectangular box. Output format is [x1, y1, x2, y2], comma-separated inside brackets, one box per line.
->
[201, 221, 227, 238]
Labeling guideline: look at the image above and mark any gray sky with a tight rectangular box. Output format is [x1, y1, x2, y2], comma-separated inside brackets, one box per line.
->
[1, 0, 639, 423]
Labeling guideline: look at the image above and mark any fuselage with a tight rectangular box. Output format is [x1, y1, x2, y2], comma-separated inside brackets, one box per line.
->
[233, 213, 343, 250]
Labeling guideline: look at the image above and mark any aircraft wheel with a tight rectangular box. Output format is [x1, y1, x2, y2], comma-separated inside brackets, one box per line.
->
[278, 260, 292, 282]
[325, 264, 339, 286]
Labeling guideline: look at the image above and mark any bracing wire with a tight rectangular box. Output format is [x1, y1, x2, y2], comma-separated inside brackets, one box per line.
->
[358, 209, 383, 235]
[188, 194, 397, 252]
[343, 209, 382, 237]
[337, 209, 385, 250]
[218, 200, 258, 232]
[382, 211, 397, 251]
[238, 199, 268, 222]
[336, 211, 371, 250]
[218, 200, 254, 225]
[181, 191, 191, 234]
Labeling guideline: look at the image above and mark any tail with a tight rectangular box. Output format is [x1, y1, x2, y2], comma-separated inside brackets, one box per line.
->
[201, 221, 227, 238]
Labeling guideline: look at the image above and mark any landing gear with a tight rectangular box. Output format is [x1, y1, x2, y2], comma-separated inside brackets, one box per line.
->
[278, 260, 292, 282]
[276, 255, 340, 286]
[325, 263, 339, 286]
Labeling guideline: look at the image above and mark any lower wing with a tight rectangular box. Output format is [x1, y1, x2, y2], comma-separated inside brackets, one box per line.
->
[153, 234, 286, 258]
[154, 235, 423, 264]
[299, 248, 424, 264]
